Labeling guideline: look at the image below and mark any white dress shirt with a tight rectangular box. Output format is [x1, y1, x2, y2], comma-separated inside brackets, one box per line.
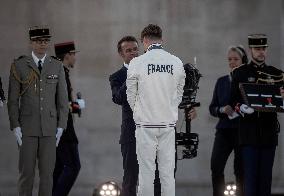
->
[32, 51, 46, 67]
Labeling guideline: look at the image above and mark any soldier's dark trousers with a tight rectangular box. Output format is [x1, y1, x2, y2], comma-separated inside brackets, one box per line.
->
[19, 136, 56, 196]
[52, 142, 81, 196]
[121, 142, 161, 196]
[211, 129, 243, 196]
[242, 146, 275, 196]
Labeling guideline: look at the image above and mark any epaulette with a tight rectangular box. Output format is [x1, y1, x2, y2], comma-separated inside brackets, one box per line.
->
[50, 55, 61, 61]
[266, 65, 284, 73]
[15, 55, 27, 61]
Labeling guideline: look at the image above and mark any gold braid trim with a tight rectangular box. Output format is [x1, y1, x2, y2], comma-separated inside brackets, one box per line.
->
[11, 62, 39, 96]
[257, 78, 284, 84]
[256, 71, 284, 84]
[257, 71, 284, 78]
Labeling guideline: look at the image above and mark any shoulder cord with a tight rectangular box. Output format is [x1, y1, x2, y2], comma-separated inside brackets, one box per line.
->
[257, 72, 284, 84]
[257, 71, 284, 78]
[11, 62, 39, 96]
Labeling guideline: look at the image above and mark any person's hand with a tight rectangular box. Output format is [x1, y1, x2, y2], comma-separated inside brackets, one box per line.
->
[220, 105, 234, 116]
[0, 100, 3, 107]
[13, 127, 22, 146]
[56, 128, 63, 147]
[187, 108, 197, 120]
[280, 87, 284, 99]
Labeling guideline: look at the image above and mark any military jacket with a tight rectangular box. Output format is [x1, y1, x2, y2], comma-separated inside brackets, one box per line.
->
[230, 61, 284, 146]
[60, 66, 78, 143]
[8, 55, 69, 136]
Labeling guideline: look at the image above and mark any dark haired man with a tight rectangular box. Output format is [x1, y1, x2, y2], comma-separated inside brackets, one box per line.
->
[109, 35, 139, 196]
[230, 34, 284, 196]
[126, 24, 185, 196]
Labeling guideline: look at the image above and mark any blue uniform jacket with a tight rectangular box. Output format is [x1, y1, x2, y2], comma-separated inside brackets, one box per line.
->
[209, 75, 238, 130]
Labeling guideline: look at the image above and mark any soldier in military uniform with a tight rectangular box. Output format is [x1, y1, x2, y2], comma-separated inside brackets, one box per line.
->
[230, 34, 284, 196]
[7, 27, 69, 196]
[52, 41, 81, 196]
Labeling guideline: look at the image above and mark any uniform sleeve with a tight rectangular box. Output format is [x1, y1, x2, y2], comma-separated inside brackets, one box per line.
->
[209, 78, 226, 118]
[64, 69, 73, 102]
[126, 60, 138, 111]
[177, 61, 185, 105]
[109, 74, 126, 105]
[7, 62, 21, 130]
[56, 64, 69, 129]
[229, 70, 242, 108]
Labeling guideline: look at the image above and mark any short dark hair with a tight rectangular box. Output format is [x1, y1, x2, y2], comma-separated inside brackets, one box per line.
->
[141, 24, 162, 40]
[117, 36, 138, 53]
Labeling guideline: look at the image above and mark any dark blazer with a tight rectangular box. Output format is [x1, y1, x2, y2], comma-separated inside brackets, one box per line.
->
[60, 66, 78, 143]
[109, 66, 136, 144]
[230, 61, 283, 146]
[209, 75, 238, 130]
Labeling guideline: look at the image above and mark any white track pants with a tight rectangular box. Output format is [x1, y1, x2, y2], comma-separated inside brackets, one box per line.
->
[136, 126, 175, 196]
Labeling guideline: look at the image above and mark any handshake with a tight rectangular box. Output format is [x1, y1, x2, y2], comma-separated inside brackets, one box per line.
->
[220, 104, 254, 119]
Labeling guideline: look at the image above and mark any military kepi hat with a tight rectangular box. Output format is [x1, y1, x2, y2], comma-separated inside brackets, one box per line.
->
[29, 26, 51, 40]
[248, 34, 268, 48]
[54, 41, 79, 59]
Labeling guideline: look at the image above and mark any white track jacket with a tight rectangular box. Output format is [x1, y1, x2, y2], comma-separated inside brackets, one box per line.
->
[126, 44, 185, 127]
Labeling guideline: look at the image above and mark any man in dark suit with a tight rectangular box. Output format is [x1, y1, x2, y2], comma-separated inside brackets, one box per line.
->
[109, 36, 161, 196]
[52, 41, 82, 196]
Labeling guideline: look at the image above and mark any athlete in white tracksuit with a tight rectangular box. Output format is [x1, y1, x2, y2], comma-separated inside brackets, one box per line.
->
[126, 36, 185, 196]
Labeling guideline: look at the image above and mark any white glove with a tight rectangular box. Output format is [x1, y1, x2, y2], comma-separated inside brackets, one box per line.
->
[76, 98, 85, 109]
[56, 128, 63, 147]
[13, 127, 22, 146]
[0, 100, 3, 107]
[240, 104, 254, 114]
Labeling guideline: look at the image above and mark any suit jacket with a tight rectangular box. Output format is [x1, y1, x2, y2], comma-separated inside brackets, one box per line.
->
[209, 75, 238, 130]
[109, 66, 136, 144]
[60, 66, 78, 143]
[8, 55, 69, 136]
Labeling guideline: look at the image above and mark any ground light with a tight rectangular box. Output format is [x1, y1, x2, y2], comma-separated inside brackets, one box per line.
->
[93, 181, 121, 196]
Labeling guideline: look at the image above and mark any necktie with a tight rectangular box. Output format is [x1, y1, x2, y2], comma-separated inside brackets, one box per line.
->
[38, 60, 42, 73]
